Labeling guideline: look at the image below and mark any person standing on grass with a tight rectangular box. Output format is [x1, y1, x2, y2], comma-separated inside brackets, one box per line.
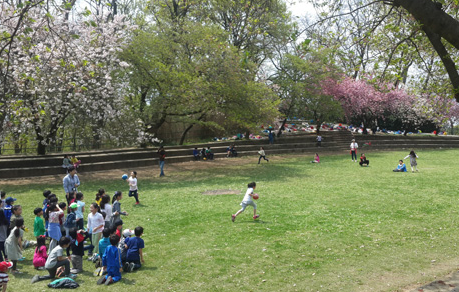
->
[63, 167, 80, 204]
[87, 203, 105, 256]
[316, 134, 322, 147]
[111, 191, 128, 226]
[404, 150, 419, 172]
[231, 182, 260, 222]
[4, 218, 24, 273]
[258, 147, 269, 164]
[127, 171, 140, 205]
[158, 146, 166, 177]
[350, 139, 358, 162]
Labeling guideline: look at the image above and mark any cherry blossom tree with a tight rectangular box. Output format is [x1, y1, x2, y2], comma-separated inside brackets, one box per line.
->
[4, 7, 132, 154]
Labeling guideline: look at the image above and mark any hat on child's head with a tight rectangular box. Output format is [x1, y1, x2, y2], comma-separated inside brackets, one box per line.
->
[122, 229, 134, 237]
[5, 197, 16, 204]
[0, 261, 13, 272]
[70, 203, 78, 209]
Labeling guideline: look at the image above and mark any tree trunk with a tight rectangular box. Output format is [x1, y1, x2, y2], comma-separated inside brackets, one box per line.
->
[179, 124, 194, 145]
[277, 118, 287, 138]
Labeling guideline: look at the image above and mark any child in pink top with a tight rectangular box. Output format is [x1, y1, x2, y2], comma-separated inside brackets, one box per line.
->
[33, 235, 47, 269]
[311, 153, 320, 163]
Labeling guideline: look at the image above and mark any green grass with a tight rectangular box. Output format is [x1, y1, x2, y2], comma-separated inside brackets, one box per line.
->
[4, 149, 459, 291]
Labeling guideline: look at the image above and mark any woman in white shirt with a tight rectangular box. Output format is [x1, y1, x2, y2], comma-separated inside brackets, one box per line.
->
[87, 203, 104, 255]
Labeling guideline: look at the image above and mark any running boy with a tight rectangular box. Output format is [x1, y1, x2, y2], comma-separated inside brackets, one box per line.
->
[231, 182, 260, 222]
[127, 171, 140, 205]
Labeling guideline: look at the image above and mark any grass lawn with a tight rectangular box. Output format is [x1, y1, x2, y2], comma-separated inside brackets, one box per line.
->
[2, 149, 459, 291]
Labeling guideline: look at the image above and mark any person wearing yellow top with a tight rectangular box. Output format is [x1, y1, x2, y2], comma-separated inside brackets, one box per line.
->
[95, 189, 105, 206]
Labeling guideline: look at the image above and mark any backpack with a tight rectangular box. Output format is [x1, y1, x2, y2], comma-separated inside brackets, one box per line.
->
[64, 212, 76, 228]
[47, 277, 79, 289]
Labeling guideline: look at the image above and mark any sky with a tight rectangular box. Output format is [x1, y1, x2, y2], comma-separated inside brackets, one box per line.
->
[288, 1, 315, 18]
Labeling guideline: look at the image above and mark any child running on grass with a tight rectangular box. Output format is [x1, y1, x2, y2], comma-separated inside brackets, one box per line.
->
[231, 182, 260, 222]
[404, 150, 419, 172]
[258, 147, 269, 164]
[128, 171, 140, 205]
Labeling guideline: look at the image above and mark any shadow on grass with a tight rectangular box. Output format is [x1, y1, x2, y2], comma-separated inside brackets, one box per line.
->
[12, 271, 32, 279]
[121, 277, 136, 285]
[148, 162, 311, 192]
[237, 220, 270, 224]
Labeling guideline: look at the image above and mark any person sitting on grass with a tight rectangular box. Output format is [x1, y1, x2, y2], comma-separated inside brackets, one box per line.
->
[311, 153, 320, 163]
[393, 160, 407, 172]
[359, 153, 369, 167]
[123, 226, 145, 272]
[31, 236, 76, 283]
[193, 148, 200, 161]
[33, 235, 47, 270]
[97, 234, 122, 285]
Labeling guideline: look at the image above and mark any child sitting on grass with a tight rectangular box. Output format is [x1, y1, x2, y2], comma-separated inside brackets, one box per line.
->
[393, 160, 407, 172]
[33, 235, 47, 270]
[31, 237, 76, 283]
[311, 153, 320, 163]
[97, 234, 122, 285]
[123, 226, 145, 272]
[231, 182, 260, 222]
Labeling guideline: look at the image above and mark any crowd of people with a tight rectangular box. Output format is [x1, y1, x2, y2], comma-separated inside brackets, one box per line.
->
[0, 166, 146, 289]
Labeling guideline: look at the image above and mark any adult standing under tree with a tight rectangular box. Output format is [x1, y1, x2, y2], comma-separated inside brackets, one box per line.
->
[157, 146, 166, 177]
[350, 139, 358, 162]
[63, 167, 80, 204]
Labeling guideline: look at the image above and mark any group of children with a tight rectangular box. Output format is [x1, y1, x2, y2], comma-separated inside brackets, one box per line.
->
[193, 147, 215, 161]
[62, 155, 81, 172]
[0, 178, 146, 288]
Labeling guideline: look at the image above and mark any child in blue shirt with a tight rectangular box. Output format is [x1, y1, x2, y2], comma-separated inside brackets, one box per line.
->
[97, 234, 122, 285]
[98, 228, 111, 261]
[393, 160, 407, 172]
[123, 226, 144, 272]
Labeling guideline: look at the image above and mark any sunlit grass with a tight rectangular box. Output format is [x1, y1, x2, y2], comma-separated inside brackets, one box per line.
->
[4, 149, 459, 291]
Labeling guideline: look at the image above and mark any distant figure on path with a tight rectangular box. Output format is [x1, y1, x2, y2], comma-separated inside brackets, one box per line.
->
[350, 139, 358, 162]
[157, 146, 166, 177]
[316, 135, 322, 147]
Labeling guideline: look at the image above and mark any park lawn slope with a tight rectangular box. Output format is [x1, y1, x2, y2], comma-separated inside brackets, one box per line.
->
[2, 149, 459, 291]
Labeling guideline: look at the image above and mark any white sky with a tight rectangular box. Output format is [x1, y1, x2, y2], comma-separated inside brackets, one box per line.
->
[288, 1, 315, 18]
